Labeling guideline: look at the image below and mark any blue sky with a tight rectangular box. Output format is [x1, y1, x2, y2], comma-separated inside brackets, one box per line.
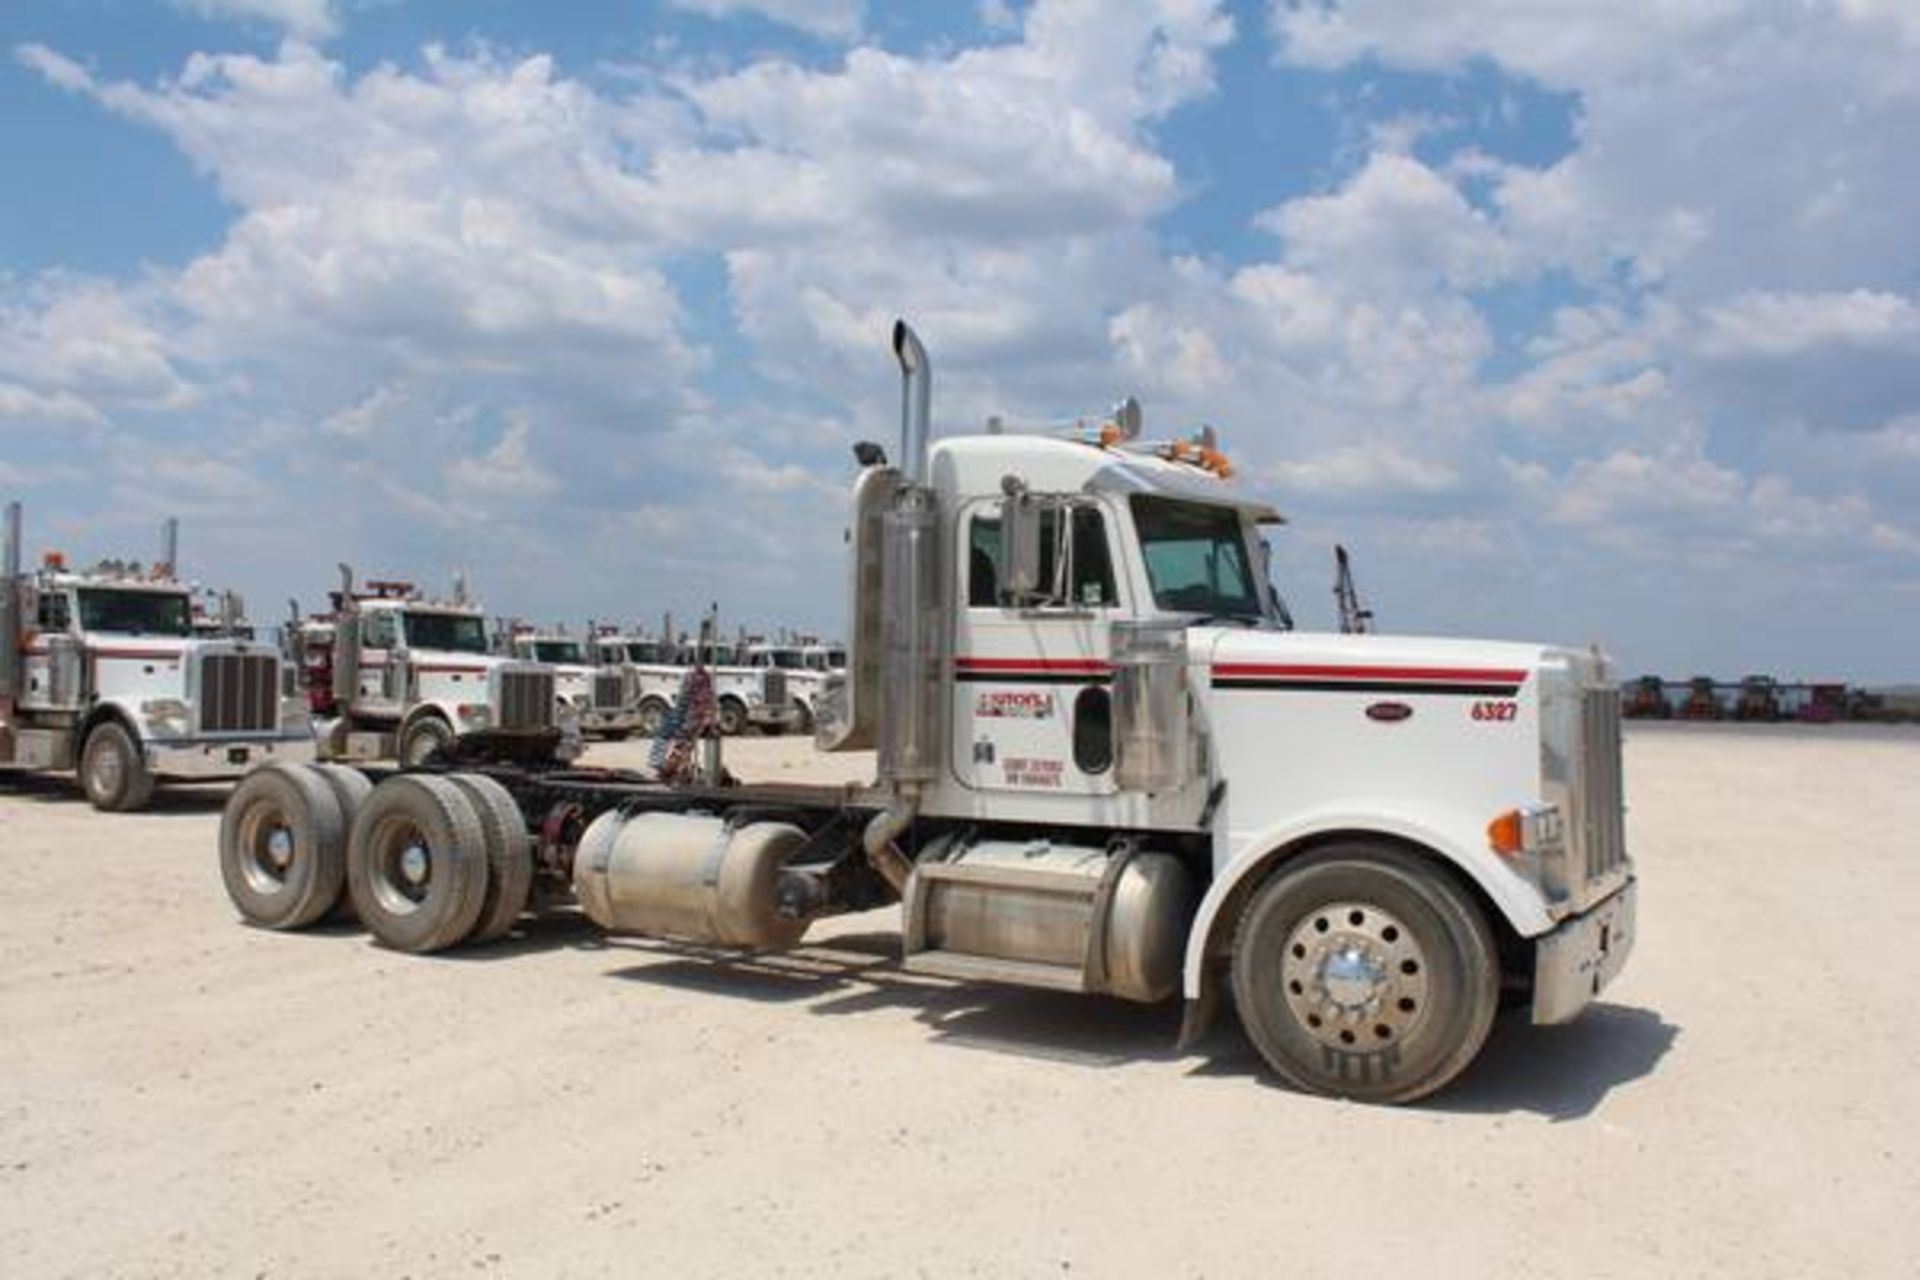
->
[1, 0, 1916, 678]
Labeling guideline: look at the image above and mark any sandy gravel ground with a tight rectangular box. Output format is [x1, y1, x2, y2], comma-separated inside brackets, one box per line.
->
[2, 725, 1917, 1278]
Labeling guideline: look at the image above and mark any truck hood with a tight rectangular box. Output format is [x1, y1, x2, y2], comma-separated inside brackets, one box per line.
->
[79, 632, 276, 660]
[1195, 627, 1598, 687]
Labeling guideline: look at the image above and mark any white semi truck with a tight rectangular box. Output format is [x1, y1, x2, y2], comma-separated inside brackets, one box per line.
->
[746, 640, 843, 734]
[586, 631, 685, 737]
[501, 625, 641, 739]
[0, 504, 312, 810]
[215, 323, 1634, 1103]
[309, 569, 564, 766]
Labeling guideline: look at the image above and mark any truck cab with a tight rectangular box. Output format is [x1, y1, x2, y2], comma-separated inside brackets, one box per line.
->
[505, 628, 638, 739]
[318, 575, 561, 766]
[812, 322, 1637, 1100]
[0, 507, 312, 810]
[673, 639, 799, 736]
[746, 642, 832, 734]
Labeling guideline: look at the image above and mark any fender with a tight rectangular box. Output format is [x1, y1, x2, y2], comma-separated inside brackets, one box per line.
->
[1181, 808, 1555, 999]
[80, 699, 143, 748]
[402, 703, 457, 736]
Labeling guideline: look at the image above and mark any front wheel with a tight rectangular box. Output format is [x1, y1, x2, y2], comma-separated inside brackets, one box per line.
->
[716, 698, 747, 737]
[637, 699, 669, 737]
[1230, 842, 1498, 1105]
[398, 715, 452, 767]
[80, 722, 155, 812]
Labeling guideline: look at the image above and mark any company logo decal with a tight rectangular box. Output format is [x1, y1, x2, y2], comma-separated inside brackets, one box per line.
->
[975, 690, 1056, 719]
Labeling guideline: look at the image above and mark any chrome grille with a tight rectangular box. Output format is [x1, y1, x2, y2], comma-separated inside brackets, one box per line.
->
[199, 652, 279, 734]
[763, 668, 788, 707]
[497, 667, 556, 730]
[592, 672, 625, 710]
[1578, 685, 1628, 885]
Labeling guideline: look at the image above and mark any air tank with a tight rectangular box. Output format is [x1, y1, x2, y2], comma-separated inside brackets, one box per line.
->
[571, 810, 810, 950]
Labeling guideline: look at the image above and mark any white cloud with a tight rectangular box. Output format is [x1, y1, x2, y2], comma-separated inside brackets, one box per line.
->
[1256, 150, 1516, 294]
[1270, 442, 1460, 495]
[445, 420, 561, 502]
[666, 0, 864, 40]
[173, 0, 339, 40]
[1697, 289, 1920, 358]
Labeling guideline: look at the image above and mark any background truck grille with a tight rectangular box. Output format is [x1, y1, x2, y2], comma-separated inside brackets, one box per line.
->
[593, 672, 625, 711]
[763, 668, 788, 707]
[1578, 685, 1628, 885]
[497, 668, 556, 730]
[199, 653, 279, 734]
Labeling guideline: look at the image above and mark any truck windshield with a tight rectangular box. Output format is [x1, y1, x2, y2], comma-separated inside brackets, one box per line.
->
[76, 589, 193, 637]
[533, 641, 584, 664]
[626, 643, 663, 664]
[402, 611, 489, 654]
[1131, 496, 1264, 621]
[765, 651, 804, 669]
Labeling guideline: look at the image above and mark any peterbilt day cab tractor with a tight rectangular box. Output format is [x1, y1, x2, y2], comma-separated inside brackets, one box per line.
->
[1, 503, 312, 810]
[501, 625, 640, 739]
[586, 631, 685, 737]
[676, 637, 800, 736]
[308, 569, 564, 766]
[215, 323, 1636, 1104]
[747, 641, 834, 734]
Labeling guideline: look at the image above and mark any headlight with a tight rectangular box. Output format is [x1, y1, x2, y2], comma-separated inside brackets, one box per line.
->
[456, 703, 492, 728]
[142, 698, 191, 735]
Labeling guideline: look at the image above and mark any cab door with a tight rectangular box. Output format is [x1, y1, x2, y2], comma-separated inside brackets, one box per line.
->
[951, 497, 1124, 797]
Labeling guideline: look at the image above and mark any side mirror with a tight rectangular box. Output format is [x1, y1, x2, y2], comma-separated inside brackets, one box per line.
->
[999, 485, 1043, 600]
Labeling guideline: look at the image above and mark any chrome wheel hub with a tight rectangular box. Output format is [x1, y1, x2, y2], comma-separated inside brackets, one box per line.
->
[399, 844, 431, 887]
[1281, 900, 1431, 1051]
[265, 827, 295, 872]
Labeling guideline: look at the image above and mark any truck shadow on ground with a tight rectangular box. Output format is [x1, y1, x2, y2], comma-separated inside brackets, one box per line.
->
[595, 925, 1677, 1120]
[0, 773, 230, 814]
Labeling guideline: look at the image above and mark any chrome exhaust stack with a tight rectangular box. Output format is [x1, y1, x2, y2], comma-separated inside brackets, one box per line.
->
[159, 517, 179, 579]
[331, 563, 361, 709]
[0, 501, 21, 702]
[870, 321, 948, 884]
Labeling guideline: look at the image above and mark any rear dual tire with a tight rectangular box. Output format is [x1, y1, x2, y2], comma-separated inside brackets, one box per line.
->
[345, 774, 491, 954]
[220, 763, 348, 929]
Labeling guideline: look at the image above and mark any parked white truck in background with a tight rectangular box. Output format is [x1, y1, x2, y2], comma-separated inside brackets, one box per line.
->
[680, 636, 800, 735]
[310, 569, 563, 766]
[586, 630, 685, 737]
[217, 322, 1635, 1103]
[746, 640, 844, 734]
[0, 504, 311, 810]
[501, 625, 640, 739]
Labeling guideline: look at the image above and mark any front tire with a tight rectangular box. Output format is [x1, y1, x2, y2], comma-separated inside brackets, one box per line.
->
[80, 721, 155, 812]
[398, 715, 453, 767]
[1230, 842, 1499, 1104]
[638, 699, 669, 737]
[717, 697, 747, 737]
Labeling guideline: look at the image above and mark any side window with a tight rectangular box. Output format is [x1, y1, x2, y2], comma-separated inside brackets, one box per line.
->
[361, 612, 397, 649]
[968, 507, 1118, 608]
[38, 592, 71, 631]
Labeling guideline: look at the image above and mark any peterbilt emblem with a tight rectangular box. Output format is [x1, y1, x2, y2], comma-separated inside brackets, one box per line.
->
[1366, 701, 1413, 723]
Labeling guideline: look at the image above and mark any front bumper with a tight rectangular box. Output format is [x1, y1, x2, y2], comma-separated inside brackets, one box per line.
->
[1531, 878, 1637, 1024]
[748, 704, 801, 729]
[582, 708, 643, 732]
[145, 732, 317, 779]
